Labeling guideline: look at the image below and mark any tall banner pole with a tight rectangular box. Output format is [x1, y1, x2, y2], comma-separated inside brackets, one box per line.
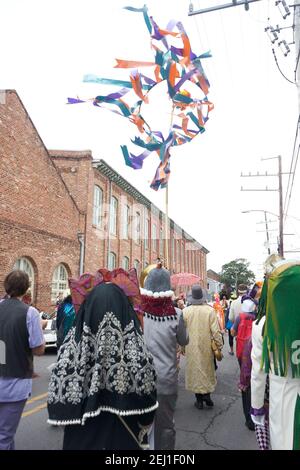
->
[165, 183, 169, 268]
[165, 103, 175, 269]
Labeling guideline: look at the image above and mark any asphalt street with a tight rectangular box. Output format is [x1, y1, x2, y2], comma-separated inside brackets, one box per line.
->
[15, 336, 257, 450]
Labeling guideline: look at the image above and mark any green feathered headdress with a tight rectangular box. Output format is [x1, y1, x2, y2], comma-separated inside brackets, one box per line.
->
[259, 261, 300, 378]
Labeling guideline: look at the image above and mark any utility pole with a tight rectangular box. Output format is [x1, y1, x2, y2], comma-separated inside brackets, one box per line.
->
[243, 210, 276, 255]
[264, 211, 271, 255]
[241, 156, 290, 257]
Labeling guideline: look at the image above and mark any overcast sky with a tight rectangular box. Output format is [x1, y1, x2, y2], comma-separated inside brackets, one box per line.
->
[1, 0, 300, 278]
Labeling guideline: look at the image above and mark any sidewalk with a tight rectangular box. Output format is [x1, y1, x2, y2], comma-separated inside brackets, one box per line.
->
[175, 342, 258, 450]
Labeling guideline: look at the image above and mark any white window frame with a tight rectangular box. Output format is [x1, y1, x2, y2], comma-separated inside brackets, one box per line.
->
[145, 218, 149, 250]
[152, 224, 157, 251]
[122, 256, 129, 270]
[171, 234, 175, 264]
[108, 252, 116, 270]
[93, 185, 103, 227]
[135, 212, 141, 245]
[134, 259, 140, 273]
[110, 196, 118, 235]
[51, 264, 68, 304]
[13, 257, 35, 300]
[122, 205, 130, 239]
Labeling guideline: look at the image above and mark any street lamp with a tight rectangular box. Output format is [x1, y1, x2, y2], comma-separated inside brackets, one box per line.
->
[242, 209, 280, 218]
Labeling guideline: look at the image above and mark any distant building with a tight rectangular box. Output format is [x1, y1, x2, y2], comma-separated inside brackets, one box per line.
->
[207, 269, 222, 302]
[0, 90, 209, 310]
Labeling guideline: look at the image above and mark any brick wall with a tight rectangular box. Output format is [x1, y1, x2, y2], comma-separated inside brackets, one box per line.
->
[0, 91, 82, 309]
[0, 90, 208, 308]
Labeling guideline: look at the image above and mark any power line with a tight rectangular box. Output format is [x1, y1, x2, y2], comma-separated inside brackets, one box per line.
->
[271, 47, 296, 84]
[283, 114, 300, 219]
[294, 46, 300, 82]
[284, 141, 300, 219]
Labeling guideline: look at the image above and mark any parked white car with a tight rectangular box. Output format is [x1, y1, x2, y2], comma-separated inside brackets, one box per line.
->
[40, 312, 57, 349]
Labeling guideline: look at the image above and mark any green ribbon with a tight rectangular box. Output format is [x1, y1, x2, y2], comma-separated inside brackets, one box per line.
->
[293, 394, 300, 450]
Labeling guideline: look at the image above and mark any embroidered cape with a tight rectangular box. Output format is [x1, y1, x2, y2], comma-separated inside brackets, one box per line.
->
[47, 283, 158, 425]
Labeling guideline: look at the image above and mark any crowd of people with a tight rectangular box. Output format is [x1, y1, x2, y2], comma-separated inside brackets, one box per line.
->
[0, 254, 299, 450]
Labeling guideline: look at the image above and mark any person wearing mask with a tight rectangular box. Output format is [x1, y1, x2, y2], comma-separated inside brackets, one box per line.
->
[231, 296, 257, 431]
[0, 270, 45, 450]
[228, 284, 248, 324]
[56, 288, 75, 350]
[251, 258, 300, 449]
[226, 292, 237, 355]
[48, 274, 158, 450]
[141, 263, 189, 450]
[183, 285, 223, 410]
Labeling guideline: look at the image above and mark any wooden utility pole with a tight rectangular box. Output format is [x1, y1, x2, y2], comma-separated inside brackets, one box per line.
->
[241, 156, 290, 257]
[264, 211, 271, 255]
[165, 104, 175, 269]
[165, 183, 169, 268]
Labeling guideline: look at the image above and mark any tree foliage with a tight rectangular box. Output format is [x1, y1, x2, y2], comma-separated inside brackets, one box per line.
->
[220, 258, 255, 291]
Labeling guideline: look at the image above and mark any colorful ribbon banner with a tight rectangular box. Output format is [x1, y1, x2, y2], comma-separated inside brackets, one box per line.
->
[68, 5, 213, 190]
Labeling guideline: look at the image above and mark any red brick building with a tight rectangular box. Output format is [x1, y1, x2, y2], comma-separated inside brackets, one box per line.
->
[0, 90, 209, 310]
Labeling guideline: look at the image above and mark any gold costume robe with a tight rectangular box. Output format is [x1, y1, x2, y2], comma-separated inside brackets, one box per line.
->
[183, 304, 223, 394]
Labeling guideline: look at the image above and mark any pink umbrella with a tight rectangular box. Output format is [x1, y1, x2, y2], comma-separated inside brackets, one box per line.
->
[171, 272, 201, 287]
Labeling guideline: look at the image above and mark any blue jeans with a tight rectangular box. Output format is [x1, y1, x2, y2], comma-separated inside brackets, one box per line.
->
[0, 400, 26, 450]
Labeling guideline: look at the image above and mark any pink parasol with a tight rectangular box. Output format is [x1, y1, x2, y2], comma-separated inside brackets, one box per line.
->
[171, 272, 201, 287]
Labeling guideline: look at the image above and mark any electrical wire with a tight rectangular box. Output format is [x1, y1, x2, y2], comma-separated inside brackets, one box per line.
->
[271, 47, 296, 84]
[283, 113, 300, 219]
[219, 9, 236, 91]
[193, 0, 219, 84]
[284, 140, 300, 219]
[295, 46, 300, 82]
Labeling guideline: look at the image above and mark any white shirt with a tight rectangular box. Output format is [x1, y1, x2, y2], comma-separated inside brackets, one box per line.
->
[228, 296, 243, 323]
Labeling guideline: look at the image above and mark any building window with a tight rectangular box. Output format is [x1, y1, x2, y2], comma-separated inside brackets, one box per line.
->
[13, 257, 35, 300]
[185, 246, 188, 271]
[134, 259, 140, 274]
[171, 235, 175, 265]
[152, 224, 157, 251]
[177, 240, 180, 268]
[109, 196, 118, 235]
[51, 264, 68, 304]
[93, 185, 103, 227]
[145, 218, 149, 250]
[108, 252, 116, 270]
[135, 212, 141, 244]
[160, 227, 163, 255]
[122, 205, 130, 239]
[181, 242, 184, 269]
[122, 256, 129, 270]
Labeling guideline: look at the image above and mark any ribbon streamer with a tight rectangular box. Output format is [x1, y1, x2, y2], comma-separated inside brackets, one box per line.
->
[68, 5, 213, 190]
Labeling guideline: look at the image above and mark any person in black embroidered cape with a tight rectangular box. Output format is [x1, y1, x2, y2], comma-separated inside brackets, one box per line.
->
[47, 282, 158, 450]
